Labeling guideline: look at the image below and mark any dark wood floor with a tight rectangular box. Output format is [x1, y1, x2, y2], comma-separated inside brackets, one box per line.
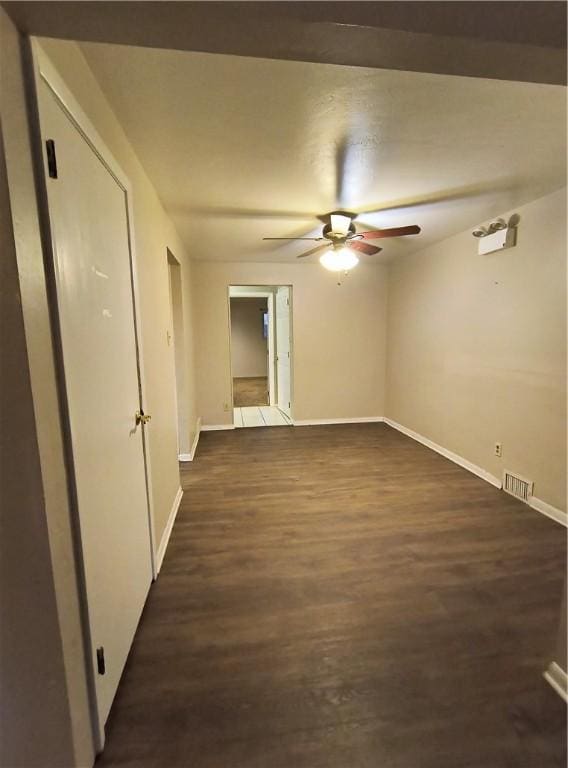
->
[233, 376, 268, 407]
[97, 424, 566, 768]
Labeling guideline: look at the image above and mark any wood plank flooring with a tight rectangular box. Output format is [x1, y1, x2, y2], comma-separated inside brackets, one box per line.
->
[97, 424, 566, 768]
[233, 376, 268, 407]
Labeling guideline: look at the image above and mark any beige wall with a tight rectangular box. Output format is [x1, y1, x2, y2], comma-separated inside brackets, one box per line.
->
[230, 298, 268, 378]
[38, 38, 199, 546]
[0, 100, 78, 768]
[386, 187, 567, 511]
[194, 262, 388, 425]
[1, 11, 94, 766]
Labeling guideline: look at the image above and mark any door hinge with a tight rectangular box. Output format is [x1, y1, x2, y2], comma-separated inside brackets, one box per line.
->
[288, 402, 291, 408]
[45, 139, 58, 179]
[96, 646, 106, 675]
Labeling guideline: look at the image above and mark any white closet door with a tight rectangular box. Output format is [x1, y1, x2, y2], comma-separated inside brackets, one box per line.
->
[40, 77, 152, 728]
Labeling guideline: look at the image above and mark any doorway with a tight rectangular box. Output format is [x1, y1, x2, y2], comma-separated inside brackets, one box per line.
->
[167, 250, 188, 460]
[230, 296, 269, 406]
[229, 286, 293, 428]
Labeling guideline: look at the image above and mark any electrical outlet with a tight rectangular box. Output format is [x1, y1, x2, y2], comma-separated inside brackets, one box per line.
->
[223, 402, 230, 412]
[494, 442, 502, 457]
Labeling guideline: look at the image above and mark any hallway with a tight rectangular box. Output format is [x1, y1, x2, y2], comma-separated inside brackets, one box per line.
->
[97, 424, 566, 768]
[233, 376, 268, 407]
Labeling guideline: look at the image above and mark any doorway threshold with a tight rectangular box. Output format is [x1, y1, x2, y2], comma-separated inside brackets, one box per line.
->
[234, 406, 292, 428]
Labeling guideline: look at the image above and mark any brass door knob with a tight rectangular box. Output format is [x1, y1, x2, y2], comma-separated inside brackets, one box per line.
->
[135, 411, 152, 426]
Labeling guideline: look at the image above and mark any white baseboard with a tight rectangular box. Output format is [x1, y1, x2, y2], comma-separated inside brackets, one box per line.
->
[528, 496, 567, 528]
[191, 417, 202, 458]
[194, 413, 568, 528]
[156, 486, 183, 574]
[385, 418, 568, 526]
[544, 661, 568, 702]
[178, 417, 202, 462]
[293, 416, 385, 427]
[384, 418, 501, 488]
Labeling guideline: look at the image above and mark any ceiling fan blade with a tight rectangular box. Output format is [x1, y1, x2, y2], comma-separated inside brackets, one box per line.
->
[176, 205, 319, 221]
[355, 181, 516, 220]
[357, 226, 421, 240]
[263, 237, 325, 241]
[348, 240, 382, 256]
[297, 244, 329, 260]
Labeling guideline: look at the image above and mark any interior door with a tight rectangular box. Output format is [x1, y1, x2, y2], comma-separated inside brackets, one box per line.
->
[267, 293, 276, 405]
[275, 286, 291, 417]
[39, 78, 153, 728]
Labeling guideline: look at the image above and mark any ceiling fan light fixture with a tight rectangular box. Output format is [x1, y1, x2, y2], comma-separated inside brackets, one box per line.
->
[330, 213, 352, 237]
[319, 247, 359, 272]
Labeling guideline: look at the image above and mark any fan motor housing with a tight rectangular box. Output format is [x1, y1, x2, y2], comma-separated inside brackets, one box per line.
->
[322, 222, 356, 241]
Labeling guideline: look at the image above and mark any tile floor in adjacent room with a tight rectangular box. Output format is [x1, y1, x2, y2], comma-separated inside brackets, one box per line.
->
[233, 406, 292, 428]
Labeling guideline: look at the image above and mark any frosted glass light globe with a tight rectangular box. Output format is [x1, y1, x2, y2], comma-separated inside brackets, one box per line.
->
[319, 248, 359, 272]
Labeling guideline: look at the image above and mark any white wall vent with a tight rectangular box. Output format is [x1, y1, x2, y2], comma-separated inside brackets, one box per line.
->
[503, 470, 533, 502]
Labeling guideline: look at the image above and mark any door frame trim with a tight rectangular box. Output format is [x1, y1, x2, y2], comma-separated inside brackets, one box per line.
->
[227, 284, 294, 422]
[228, 287, 276, 410]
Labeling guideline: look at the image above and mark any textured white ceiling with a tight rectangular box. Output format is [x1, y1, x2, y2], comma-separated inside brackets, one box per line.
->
[80, 42, 566, 263]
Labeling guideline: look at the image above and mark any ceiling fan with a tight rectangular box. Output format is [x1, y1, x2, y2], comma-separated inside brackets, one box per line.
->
[262, 211, 420, 271]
